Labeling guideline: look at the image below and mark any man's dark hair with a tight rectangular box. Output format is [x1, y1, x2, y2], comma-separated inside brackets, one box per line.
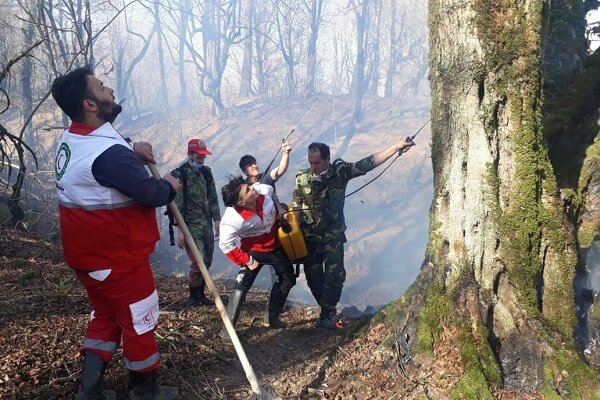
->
[51, 66, 93, 122]
[221, 175, 246, 207]
[239, 155, 257, 172]
[308, 142, 330, 159]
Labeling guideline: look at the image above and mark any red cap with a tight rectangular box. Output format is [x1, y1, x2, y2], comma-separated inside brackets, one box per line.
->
[187, 139, 212, 155]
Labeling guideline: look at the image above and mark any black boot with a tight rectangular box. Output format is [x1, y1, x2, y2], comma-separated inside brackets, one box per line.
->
[319, 308, 337, 329]
[185, 286, 214, 308]
[128, 370, 179, 400]
[267, 312, 288, 329]
[266, 278, 289, 329]
[219, 289, 244, 344]
[74, 351, 116, 400]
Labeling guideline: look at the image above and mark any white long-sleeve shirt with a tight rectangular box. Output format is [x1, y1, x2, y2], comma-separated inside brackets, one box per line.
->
[219, 184, 279, 265]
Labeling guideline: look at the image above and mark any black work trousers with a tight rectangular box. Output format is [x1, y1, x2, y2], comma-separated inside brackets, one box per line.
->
[233, 248, 296, 315]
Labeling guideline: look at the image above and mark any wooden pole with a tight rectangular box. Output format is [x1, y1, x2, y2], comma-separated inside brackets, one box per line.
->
[148, 164, 262, 396]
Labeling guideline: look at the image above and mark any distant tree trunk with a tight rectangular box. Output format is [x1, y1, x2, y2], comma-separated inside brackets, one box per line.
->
[21, 17, 35, 149]
[337, 0, 369, 157]
[274, 5, 295, 96]
[37, 1, 68, 127]
[383, 0, 401, 98]
[154, 1, 170, 109]
[201, 0, 224, 115]
[253, 1, 276, 97]
[304, 0, 323, 97]
[255, 34, 268, 96]
[199, 0, 241, 116]
[351, 1, 368, 125]
[332, 29, 353, 93]
[177, 0, 189, 107]
[114, 12, 157, 116]
[239, 0, 254, 97]
[392, 0, 600, 395]
[272, 0, 303, 96]
[409, 41, 428, 104]
[365, 0, 382, 95]
[84, 0, 94, 66]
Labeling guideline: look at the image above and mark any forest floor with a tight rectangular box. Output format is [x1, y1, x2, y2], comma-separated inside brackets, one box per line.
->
[0, 227, 545, 399]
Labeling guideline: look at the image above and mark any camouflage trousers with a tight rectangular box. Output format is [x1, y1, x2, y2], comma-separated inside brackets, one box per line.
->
[185, 223, 215, 289]
[303, 238, 345, 314]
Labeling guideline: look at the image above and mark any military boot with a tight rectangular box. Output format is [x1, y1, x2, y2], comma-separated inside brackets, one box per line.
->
[267, 312, 288, 329]
[185, 286, 214, 308]
[128, 370, 178, 400]
[219, 289, 244, 344]
[319, 309, 337, 329]
[74, 351, 116, 400]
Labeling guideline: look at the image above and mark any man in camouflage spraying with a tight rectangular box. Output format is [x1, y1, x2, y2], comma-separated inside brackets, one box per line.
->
[170, 139, 221, 307]
[291, 139, 414, 328]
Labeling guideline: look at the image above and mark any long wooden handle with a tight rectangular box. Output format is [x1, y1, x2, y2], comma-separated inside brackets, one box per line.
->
[148, 164, 262, 396]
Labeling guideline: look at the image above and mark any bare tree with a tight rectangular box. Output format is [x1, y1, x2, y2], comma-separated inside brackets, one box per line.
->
[304, 0, 324, 97]
[199, 0, 243, 115]
[238, 0, 255, 97]
[337, 0, 369, 157]
[365, 0, 382, 95]
[273, 0, 304, 96]
[163, 0, 243, 115]
[153, 1, 170, 109]
[331, 25, 354, 94]
[2, 0, 142, 230]
[383, 0, 402, 97]
[20, 6, 36, 147]
[0, 42, 41, 227]
[253, 1, 277, 96]
[112, 4, 157, 118]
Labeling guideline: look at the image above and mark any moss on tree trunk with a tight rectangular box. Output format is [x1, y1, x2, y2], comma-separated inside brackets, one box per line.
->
[376, 0, 600, 397]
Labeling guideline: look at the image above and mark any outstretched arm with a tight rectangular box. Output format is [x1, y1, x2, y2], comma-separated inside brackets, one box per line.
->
[270, 140, 292, 181]
[371, 137, 415, 168]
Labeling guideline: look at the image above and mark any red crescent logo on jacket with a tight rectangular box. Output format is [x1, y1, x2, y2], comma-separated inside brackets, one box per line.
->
[143, 310, 156, 326]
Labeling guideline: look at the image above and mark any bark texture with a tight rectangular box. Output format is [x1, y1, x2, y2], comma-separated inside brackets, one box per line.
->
[409, 0, 600, 396]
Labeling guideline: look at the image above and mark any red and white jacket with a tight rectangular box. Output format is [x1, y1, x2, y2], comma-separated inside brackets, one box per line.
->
[219, 184, 279, 266]
[55, 122, 159, 271]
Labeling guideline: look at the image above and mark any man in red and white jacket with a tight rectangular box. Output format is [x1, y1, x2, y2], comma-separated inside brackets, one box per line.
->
[218, 176, 296, 342]
[51, 66, 181, 400]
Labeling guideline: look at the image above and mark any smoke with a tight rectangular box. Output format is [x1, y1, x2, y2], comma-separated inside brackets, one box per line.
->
[586, 240, 600, 292]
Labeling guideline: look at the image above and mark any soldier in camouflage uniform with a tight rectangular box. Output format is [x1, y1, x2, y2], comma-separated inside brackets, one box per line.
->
[170, 139, 221, 308]
[291, 140, 414, 328]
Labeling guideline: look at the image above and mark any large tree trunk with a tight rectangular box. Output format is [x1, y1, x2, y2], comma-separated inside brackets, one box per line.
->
[397, 0, 600, 395]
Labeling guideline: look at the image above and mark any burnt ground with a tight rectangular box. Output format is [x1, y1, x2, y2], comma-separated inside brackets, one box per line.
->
[0, 227, 545, 399]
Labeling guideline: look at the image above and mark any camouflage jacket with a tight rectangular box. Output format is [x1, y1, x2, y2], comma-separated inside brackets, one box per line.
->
[290, 156, 376, 239]
[171, 162, 221, 226]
